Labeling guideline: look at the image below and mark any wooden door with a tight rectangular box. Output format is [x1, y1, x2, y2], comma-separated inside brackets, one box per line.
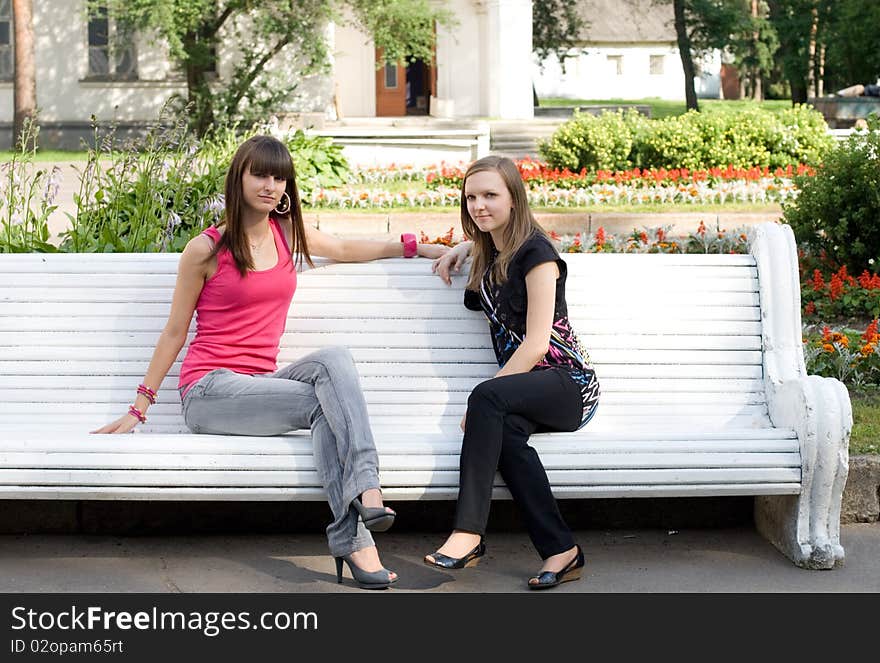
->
[375, 50, 406, 116]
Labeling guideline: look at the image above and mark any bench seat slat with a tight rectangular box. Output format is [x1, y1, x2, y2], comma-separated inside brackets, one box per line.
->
[0, 467, 801, 487]
[0, 452, 802, 471]
[0, 437, 799, 455]
[0, 402, 771, 419]
[0, 389, 768, 406]
[0, 375, 770, 394]
[0, 483, 801, 501]
[0, 362, 766, 379]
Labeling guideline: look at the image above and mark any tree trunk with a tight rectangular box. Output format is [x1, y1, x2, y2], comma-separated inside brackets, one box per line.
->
[184, 31, 215, 137]
[673, 0, 699, 111]
[12, 0, 37, 149]
[807, 6, 818, 97]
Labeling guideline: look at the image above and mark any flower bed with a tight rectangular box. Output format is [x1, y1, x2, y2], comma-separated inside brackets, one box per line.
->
[307, 158, 814, 209]
[803, 321, 880, 390]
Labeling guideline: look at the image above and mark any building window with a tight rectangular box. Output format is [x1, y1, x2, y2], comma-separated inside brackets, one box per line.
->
[607, 55, 623, 76]
[87, 4, 137, 80]
[0, 0, 12, 81]
[650, 54, 665, 75]
[384, 62, 397, 89]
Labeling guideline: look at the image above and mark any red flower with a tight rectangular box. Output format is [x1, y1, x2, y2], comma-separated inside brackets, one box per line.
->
[594, 227, 606, 246]
[804, 301, 816, 316]
[829, 274, 844, 300]
[811, 269, 825, 292]
[863, 319, 879, 344]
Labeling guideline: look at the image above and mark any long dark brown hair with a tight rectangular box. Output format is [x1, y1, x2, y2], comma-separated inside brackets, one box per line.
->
[461, 155, 549, 291]
[212, 135, 313, 276]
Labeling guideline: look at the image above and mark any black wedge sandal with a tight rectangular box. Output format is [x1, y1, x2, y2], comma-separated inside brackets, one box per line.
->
[528, 545, 584, 590]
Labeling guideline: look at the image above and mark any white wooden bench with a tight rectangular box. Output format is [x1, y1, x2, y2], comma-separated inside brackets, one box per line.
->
[0, 222, 851, 569]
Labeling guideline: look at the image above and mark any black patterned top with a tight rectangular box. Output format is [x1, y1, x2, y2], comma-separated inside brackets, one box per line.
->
[464, 232, 600, 427]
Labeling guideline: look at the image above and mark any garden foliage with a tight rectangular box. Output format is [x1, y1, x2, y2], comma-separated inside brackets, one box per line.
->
[783, 115, 880, 276]
[539, 105, 834, 172]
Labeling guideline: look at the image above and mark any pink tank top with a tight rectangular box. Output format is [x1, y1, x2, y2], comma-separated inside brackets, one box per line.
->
[178, 217, 296, 395]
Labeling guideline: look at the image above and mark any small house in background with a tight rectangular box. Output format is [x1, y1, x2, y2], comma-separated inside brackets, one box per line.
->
[532, 0, 721, 102]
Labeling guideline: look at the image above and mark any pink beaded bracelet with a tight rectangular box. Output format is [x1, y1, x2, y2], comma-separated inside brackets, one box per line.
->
[137, 384, 158, 404]
[128, 405, 147, 424]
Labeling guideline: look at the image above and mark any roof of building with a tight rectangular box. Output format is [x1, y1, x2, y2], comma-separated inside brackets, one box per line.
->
[577, 0, 676, 43]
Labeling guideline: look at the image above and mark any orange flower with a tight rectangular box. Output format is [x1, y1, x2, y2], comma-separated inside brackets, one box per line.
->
[696, 220, 706, 237]
[823, 343, 835, 353]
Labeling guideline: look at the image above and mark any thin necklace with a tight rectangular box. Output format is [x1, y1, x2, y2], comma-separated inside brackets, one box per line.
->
[248, 224, 272, 253]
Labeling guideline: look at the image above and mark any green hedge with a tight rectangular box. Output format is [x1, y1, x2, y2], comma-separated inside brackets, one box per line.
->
[539, 105, 835, 172]
[784, 115, 880, 275]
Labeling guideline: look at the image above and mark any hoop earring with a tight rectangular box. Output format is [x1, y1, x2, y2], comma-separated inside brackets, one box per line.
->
[274, 191, 291, 215]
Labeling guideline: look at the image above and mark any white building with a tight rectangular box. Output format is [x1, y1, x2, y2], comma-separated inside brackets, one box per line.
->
[0, 0, 535, 149]
[532, 0, 721, 103]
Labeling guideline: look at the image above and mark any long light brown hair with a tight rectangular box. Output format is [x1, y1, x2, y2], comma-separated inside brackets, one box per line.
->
[212, 135, 313, 276]
[461, 156, 549, 291]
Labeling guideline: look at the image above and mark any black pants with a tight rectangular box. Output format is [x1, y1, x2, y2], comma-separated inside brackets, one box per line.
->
[454, 368, 584, 559]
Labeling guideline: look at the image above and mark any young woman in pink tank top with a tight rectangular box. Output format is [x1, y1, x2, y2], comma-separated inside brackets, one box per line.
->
[93, 135, 448, 589]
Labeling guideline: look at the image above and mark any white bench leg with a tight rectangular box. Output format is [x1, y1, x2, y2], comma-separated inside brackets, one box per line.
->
[756, 376, 852, 569]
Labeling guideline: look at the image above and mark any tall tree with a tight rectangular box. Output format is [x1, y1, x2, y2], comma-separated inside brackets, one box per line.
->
[672, 0, 700, 110]
[532, 0, 586, 64]
[532, 0, 586, 106]
[101, 0, 452, 136]
[766, 0, 820, 104]
[11, 0, 37, 149]
[663, 1, 751, 111]
[729, 0, 777, 99]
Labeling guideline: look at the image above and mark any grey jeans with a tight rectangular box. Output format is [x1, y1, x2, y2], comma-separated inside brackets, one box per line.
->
[180, 347, 379, 557]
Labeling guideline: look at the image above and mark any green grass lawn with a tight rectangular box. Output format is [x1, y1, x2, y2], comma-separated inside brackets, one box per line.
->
[537, 97, 794, 119]
[0, 149, 89, 162]
[851, 390, 880, 455]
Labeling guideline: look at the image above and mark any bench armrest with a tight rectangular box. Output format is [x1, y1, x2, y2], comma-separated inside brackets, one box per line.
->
[750, 223, 852, 568]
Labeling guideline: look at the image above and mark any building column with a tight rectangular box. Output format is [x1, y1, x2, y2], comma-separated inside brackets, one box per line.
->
[483, 0, 534, 119]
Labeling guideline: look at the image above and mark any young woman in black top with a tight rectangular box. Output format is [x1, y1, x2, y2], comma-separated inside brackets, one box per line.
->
[425, 156, 600, 589]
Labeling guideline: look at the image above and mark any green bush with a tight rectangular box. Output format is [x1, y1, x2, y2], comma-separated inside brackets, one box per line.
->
[59, 116, 350, 253]
[783, 115, 880, 275]
[541, 105, 834, 171]
[538, 110, 642, 171]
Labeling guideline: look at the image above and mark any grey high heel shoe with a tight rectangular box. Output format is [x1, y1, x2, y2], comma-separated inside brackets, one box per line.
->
[335, 555, 397, 590]
[352, 497, 396, 532]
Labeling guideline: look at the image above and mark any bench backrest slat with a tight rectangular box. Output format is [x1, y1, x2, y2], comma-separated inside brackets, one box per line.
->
[0, 253, 767, 434]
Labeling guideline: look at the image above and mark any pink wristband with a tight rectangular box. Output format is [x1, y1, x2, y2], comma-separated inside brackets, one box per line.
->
[401, 233, 417, 258]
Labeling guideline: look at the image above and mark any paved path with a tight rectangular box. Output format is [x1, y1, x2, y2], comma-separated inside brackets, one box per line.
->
[2, 524, 877, 593]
